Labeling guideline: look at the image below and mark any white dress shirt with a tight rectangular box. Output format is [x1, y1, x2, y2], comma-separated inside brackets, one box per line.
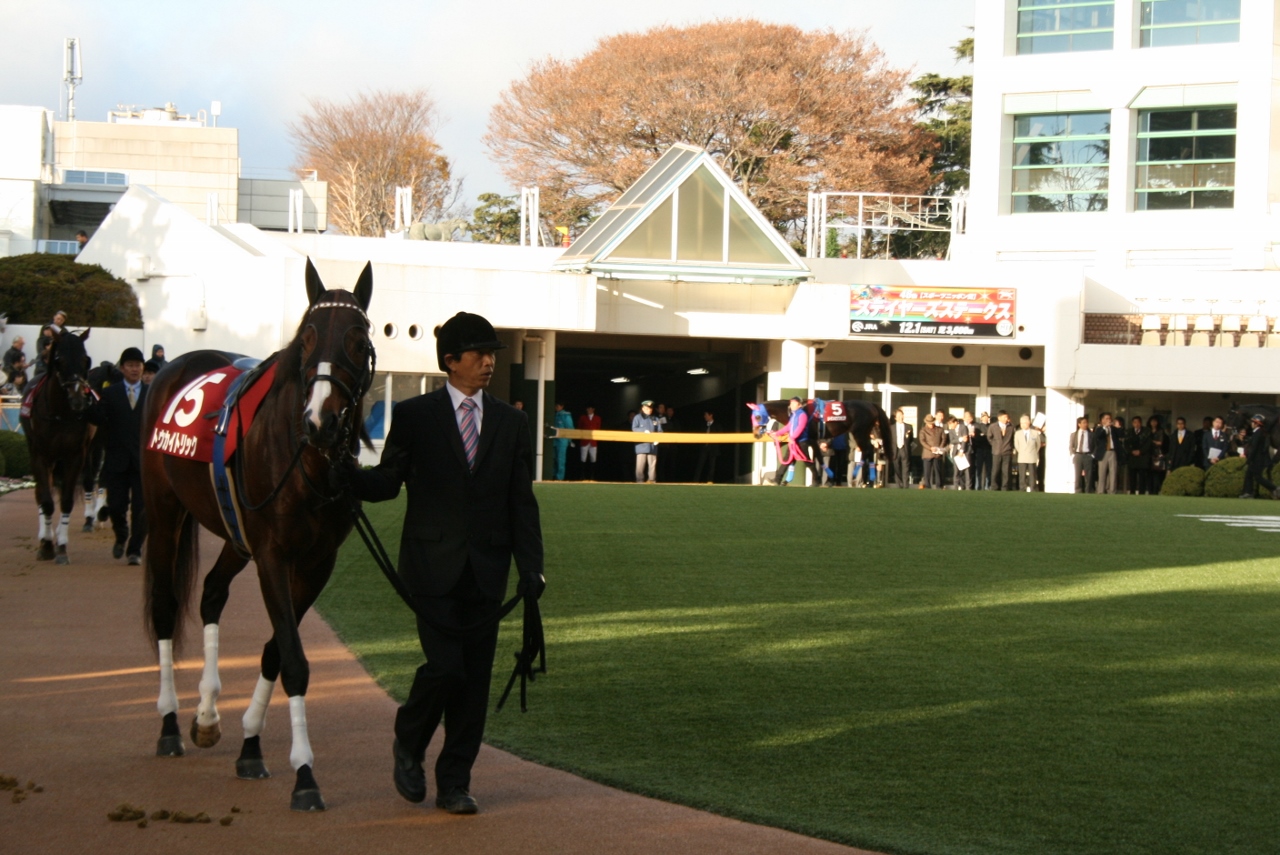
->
[445, 381, 483, 434]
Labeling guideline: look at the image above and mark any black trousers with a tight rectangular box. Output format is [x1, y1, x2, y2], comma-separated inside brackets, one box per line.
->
[104, 466, 146, 555]
[1017, 462, 1037, 491]
[692, 448, 719, 483]
[893, 448, 910, 488]
[1243, 459, 1277, 496]
[992, 454, 1014, 491]
[397, 565, 501, 791]
[921, 458, 940, 489]
[972, 449, 992, 489]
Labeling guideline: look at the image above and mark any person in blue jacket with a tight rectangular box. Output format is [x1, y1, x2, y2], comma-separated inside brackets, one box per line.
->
[631, 400, 662, 482]
[551, 402, 574, 480]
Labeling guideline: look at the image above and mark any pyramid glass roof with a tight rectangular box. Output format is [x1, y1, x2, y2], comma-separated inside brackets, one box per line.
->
[554, 144, 810, 284]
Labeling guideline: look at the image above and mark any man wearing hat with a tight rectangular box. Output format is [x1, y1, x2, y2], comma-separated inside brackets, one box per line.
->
[1240, 413, 1279, 499]
[341, 312, 544, 814]
[631, 400, 662, 482]
[90, 346, 148, 563]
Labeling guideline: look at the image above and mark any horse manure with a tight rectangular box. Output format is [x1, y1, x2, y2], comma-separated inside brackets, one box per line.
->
[170, 810, 194, 823]
[230, 805, 241, 812]
[25, 781, 35, 790]
[0, 774, 18, 791]
[33, 786, 43, 793]
[108, 803, 146, 822]
[136, 819, 148, 829]
[194, 812, 211, 824]
[220, 816, 234, 826]
[150, 809, 170, 820]
[12, 792, 28, 804]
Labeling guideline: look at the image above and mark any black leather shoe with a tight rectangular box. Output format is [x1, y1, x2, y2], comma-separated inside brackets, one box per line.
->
[435, 786, 478, 815]
[392, 739, 426, 803]
[112, 541, 125, 559]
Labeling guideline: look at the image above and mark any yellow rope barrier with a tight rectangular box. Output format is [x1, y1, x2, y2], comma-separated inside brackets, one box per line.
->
[552, 429, 771, 444]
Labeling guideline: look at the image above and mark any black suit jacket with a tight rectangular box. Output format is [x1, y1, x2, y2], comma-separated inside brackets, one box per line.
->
[987, 422, 1015, 456]
[1091, 425, 1121, 461]
[1169, 430, 1199, 469]
[890, 422, 913, 453]
[352, 386, 543, 600]
[91, 381, 147, 474]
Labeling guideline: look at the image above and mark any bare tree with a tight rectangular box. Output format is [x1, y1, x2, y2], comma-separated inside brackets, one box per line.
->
[290, 90, 463, 237]
[485, 20, 933, 232]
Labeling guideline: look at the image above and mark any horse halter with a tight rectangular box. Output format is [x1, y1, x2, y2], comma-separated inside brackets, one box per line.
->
[299, 297, 376, 452]
[50, 341, 91, 406]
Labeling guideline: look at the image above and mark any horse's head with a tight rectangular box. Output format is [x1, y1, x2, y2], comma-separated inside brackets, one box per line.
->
[297, 258, 375, 452]
[50, 328, 92, 414]
[745, 402, 771, 438]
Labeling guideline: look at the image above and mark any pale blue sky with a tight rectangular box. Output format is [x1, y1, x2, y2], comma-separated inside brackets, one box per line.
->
[1, 0, 974, 202]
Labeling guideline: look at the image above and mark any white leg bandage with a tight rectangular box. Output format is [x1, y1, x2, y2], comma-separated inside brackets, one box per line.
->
[38, 511, 50, 541]
[195, 624, 221, 727]
[288, 695, 314, 771]
[241, 674, 275, 738]
[56, 513, 70, 546]
[157, 639, 178, 717]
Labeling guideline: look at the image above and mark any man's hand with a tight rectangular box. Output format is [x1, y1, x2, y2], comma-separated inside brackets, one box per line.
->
[328, 456, 358, 495]
[517, 572, 546, 600]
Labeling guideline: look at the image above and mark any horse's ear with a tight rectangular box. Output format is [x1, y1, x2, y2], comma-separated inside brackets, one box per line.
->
[305, 258, 325, 306]
[353, 262, 373, 312]
[79, 328, 90, 341]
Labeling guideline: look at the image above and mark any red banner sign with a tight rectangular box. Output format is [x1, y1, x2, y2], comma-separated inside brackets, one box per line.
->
[850, 286, 1017, 339]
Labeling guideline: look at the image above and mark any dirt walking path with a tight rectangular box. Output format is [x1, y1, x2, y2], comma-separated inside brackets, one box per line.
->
[0, 490, 882, 855]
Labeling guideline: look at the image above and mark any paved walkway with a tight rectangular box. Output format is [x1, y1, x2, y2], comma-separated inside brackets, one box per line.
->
[0, 490, 881, 855]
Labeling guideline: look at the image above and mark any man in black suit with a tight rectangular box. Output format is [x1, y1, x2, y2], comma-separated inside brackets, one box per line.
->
[346, 312, 544, 815]
[691, 409, 722, 483]
[1168, 417, 1198, 469]
[987, 410, 1015, 491]
[1069, 415, 1095, 493]
[90, 346, 148, 563]
[889, 408, 913, 488]
[1202, 416, 1229, 469]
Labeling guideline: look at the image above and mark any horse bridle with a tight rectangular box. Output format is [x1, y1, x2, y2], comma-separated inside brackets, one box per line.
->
[299, 298, 377, 458]
[50, 340, 92, 412]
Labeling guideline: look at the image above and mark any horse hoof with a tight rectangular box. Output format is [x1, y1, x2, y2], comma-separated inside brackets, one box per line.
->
[97, 506, 110, 523]
[290, 788, 326, 812]
[36, 541, 54, 561]
[190, 717, 221, 749]
[81, 521, 94, 533]
[235, 757, 271, 780]
[156, 734, 186, 757]
[55, 552, 69, 565]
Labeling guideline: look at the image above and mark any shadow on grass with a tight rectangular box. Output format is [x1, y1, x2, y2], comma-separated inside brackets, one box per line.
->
[319, 485, 1280, 855]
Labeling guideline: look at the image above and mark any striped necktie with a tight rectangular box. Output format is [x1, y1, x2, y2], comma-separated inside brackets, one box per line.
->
[458, 398, 479, 470]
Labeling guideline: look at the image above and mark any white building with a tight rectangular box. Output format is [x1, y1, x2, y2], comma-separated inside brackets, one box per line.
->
[3, 0, 1275, 489]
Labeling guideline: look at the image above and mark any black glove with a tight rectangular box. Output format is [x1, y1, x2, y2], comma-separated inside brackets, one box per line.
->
[328, 457, 358, 495]
[517, 572, 546, 601]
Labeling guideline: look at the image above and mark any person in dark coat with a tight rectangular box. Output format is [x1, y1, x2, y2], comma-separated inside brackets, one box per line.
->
[343, 312, 544, 815]
[1241, 414, 1279, 499]
[1147, 416, 1169, 494]
[1168, 417, 1199, 470]
[987, 410, 1016, 491]
[691, 409, 722, 483]
[1125, 416, 1152, 495]
[90, 346, 148, 563]
[150, 344, 168, 369]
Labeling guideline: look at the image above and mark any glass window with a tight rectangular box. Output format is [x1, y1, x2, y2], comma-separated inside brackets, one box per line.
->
[676, 166, 725, 263]
[816, 362, 888, 385]
[891, 363, 981, 387]
[610, 196, 673, 260]
[988, 366, 1045, 387]
[727, 197, 790, 265]
[1011, 111, 1110, 213]
[1140, 0, 1240, 48]
[1136, 106, 1236, 210]
[1017, 0, 1115, 55]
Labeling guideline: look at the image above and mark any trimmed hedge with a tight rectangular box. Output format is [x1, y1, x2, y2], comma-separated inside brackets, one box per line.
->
[1203, 456, 1247, 498]
[0, 254, 142, 328]
[0, 431, 30, 477]
[1160, 465, 1205, 497]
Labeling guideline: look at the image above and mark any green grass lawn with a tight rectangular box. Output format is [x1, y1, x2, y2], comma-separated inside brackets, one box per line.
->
[316, 485, 1280, 855]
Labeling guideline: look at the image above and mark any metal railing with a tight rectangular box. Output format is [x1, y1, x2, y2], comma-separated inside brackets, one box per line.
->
[806, 191, 965, 259]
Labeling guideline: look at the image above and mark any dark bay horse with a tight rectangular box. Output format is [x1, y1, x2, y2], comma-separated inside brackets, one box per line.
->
[141, 260, 374, 812]
[748, 399, 894, 486]
[20, 329, 93, 563]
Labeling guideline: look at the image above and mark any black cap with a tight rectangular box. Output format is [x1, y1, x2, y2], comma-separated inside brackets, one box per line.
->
[435, 312, 506, 372]
[119, 347, 145, 365]
[143, 359, 160, 373]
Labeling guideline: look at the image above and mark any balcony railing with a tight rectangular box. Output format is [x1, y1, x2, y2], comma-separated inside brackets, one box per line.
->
[1083, 313, 1279, 348]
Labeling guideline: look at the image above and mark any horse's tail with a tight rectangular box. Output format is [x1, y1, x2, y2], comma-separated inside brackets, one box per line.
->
[144, 511, 200, 655]
[874, 403, 894, 485]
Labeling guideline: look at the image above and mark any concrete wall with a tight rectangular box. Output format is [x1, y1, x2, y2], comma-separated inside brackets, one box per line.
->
[237, 178, 327, 232]
[54, 120, 240, 224]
